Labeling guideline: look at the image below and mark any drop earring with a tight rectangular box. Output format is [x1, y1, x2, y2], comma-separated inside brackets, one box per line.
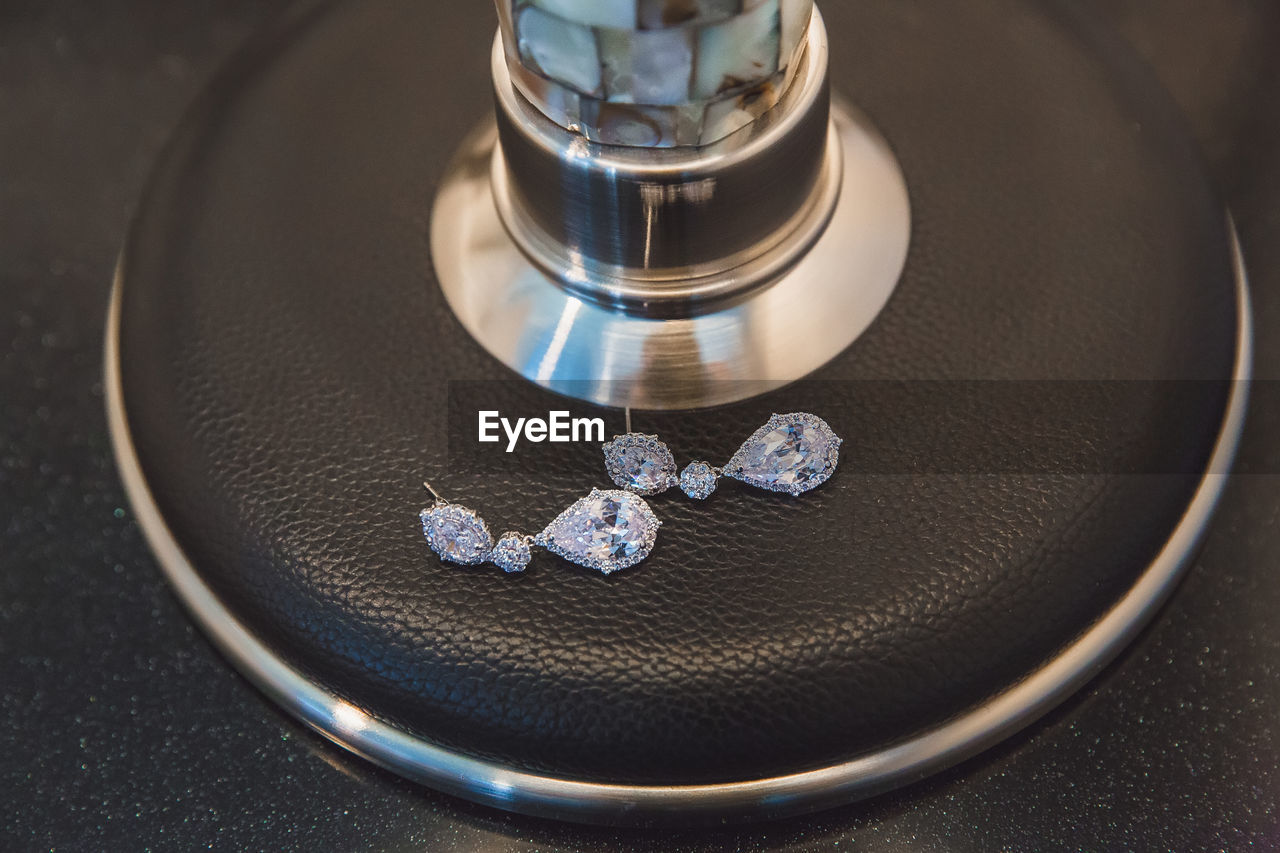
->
[602, 413, 843, 500]
[419, 482, 661, 575]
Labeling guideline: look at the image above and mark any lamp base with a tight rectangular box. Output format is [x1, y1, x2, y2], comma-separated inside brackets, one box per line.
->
[109, 0, 1249, 825]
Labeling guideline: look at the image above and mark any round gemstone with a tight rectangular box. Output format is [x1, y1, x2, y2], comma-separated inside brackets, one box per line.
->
[679, 461, 718, 500]
[491, 533, 532, 574]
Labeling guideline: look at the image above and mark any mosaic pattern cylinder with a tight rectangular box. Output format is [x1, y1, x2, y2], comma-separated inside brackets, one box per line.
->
[495, 0, 815, 147]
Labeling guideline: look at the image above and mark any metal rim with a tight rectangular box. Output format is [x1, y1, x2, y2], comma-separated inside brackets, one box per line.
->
[105, 224, 1250, 826]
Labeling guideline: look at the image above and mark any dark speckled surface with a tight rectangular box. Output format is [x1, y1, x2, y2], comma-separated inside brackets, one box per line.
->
[2, 0, 1279, 849]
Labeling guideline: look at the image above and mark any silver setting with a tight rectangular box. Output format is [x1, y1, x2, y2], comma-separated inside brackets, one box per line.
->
[491, 532, 534, 573]
[419, 503, 496, 566]
[603, 433, 679, 495]
[106, 225, 1253, 824]
[535, 488, 662, 574]
[678, 461, 720, 500]
[722, 412, 842, 496]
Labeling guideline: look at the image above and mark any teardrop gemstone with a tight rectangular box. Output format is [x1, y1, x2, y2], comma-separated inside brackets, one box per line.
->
[723, 412, 842, 495]
[602, 433, 678, 495]
[535, 489, 661, 574]
[420, 503, 495, 565]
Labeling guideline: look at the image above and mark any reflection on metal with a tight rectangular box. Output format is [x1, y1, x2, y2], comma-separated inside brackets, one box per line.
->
[492, 12, 835, 296]
[105, 226, 1251, 825]
[492, 0, 816, 148]
[432, 9, 912, 410]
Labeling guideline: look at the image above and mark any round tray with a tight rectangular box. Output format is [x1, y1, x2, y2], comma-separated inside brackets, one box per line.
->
[108, 0, 1249, 825]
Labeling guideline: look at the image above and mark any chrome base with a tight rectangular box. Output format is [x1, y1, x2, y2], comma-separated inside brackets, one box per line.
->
[432, 18, 910, 410]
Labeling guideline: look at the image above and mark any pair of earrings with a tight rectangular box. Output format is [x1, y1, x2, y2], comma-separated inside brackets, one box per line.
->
[420, 412, 841, 576]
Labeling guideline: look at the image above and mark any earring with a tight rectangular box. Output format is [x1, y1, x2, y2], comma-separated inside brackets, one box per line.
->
[602, 412, 842, 500]
[419, 482, 661, 575]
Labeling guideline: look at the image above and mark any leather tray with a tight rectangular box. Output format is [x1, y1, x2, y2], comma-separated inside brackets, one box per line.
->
[109, 0, 1246, 824]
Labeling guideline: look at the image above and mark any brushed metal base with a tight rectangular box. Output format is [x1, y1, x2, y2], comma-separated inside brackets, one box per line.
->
[431, 98, 911, 411]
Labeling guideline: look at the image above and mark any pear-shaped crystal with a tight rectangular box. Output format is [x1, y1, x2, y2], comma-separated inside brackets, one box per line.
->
[723, 413, 842, 496]
[420, 503, 495, 565]
[602, 433, 678, 495]
[535, 488, 661, 574]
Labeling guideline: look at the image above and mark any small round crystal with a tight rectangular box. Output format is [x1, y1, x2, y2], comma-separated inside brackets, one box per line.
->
[491, 532, 532, 574]
[679, 461, 719, 500]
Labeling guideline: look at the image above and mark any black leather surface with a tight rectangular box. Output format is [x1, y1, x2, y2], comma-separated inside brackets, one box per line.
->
[116, 0, 1238, 785]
